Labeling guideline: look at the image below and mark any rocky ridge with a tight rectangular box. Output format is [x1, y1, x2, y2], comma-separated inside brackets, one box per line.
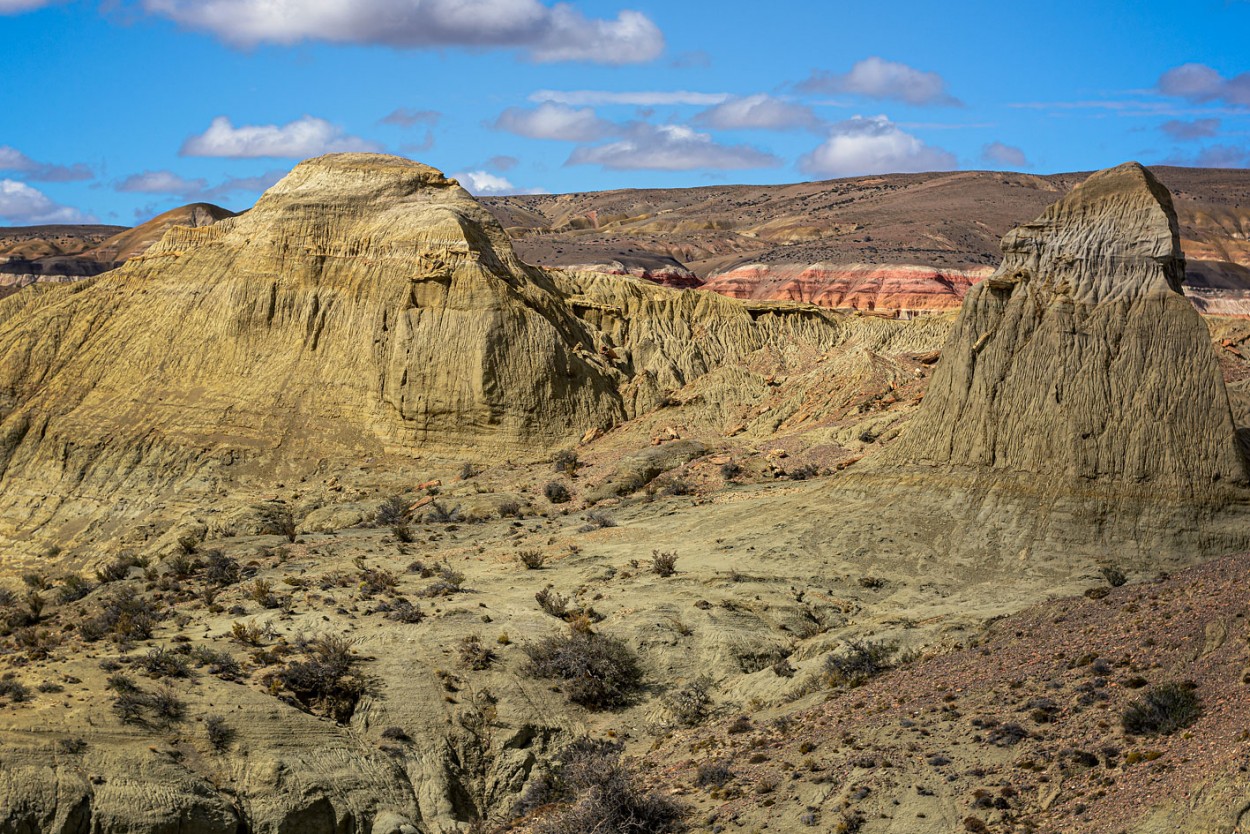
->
[484, 167, 1250, 316]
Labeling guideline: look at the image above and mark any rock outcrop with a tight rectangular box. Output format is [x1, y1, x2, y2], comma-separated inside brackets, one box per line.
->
[699, 262, 991, 315]
[885, 162, 1247, 495]
[0, 155, 625, 534]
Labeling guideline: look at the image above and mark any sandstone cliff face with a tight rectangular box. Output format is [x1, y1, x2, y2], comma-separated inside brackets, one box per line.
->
[0, 155, 625, 534]
[699, 262, 991, 314]
[883, 162, 1247, 495]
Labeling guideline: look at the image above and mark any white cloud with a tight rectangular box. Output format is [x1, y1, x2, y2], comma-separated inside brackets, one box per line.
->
[0, 179, 90, 224]
[980, 142, 1030, 168]
[531, 89, 730, 106]
[181, 115, 381, 158]
[694, 94, 822, 131]
[0, 146, 92, 182]
[116, 170, 209, 196]
[529, 7, 662, 64]
[493, 102, 613, 141]
[799, 115, 957, 178]
[0, 0, 59, 13]
[798, 57, 961, 106]
[143, 0, 663, 64]
[567, 123, 781, 171]
[113, 168, 285, 205]
[1158, 63, 1250, 106]
[1160, 118, 1220, 141]
[379, 108, 441, 127]
[451, 170, 547, 196]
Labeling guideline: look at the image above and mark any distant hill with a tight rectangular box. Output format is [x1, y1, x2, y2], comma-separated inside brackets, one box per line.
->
[0, 203, 234, 293]
[483, 166, 1250, 315]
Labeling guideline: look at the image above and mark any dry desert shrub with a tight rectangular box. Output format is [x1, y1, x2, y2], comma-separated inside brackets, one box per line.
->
[552, 449, 579, 475]
[544, 481, 571, 504]
[375, 495, 409, 527]
[523, 630, 643, 710]
[458, 634, 496, 670]
[205, 714, 233, 751]
[650, 550, 678, 577]
[267, 634, 371, 724]
[822, 639, 898, 688]
[513, 738, 685, 834]
[1121, 681, 1201, 735]
[663, 675, 714, 727]
[518, 549, 546, 570]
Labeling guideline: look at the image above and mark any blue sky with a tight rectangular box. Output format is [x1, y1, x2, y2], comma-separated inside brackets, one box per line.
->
[1, 0, 1248, 225]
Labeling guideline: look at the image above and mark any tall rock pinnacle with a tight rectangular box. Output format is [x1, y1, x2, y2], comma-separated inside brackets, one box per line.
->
[887, 162, 1247, 494]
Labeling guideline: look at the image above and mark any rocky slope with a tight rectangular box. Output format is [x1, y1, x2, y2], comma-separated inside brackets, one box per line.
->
[645, 551, 1250, 834]
[484, 167, 1250, 316]
[0, 224, 124, 261]
[700, 262, 991, 313]
[7, 168, 1250, 319]
[84, 203, 235, 266]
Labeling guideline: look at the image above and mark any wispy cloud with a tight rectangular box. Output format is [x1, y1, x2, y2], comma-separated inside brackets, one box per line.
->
[379, 108, 441, 127]
[0, 146, 92, 182]
[142, 0, 664, 64]
[114, 168, 286, 204]
[1162, 144, 1249, 168]
[180, 115, 381, 158]
[202, 170, 287, 199]
[693, 94, 823, 131]
[670, 50, 711, 69]
[450, 170, 547, 196]
[116, 170, 209, 197]
[485, 155, 519, 172]
[1160, 118, 1221, 141]
[567, 123, 780, 171]
[798, 58, 961, 107]
[1009, 99, 1240, 118]
[531, 89, 730, 107]
[493, 102, 614, 141]
[0, 0, 60, 12]
[400, 132, 436, 154]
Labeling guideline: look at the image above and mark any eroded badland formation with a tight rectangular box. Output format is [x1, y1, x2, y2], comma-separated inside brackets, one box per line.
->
[0, 155, 1248, 834]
